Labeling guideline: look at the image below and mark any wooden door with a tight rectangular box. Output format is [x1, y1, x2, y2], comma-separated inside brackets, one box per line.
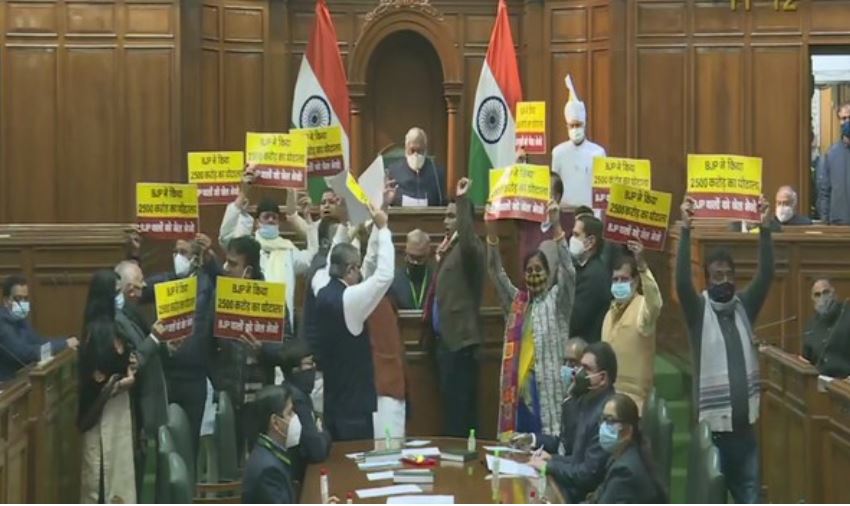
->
[364, 30, 447, 171]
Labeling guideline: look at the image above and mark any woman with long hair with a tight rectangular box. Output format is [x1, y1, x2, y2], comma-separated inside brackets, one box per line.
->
[591, 393, 668, 503]
[486, 201, 576, 438]
[78, 269, 138, 503]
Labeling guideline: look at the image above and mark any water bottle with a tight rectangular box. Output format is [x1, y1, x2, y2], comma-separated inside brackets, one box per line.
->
[491, 449, 501, 502]
[467, 428, 476, 453]
[320, 468, 329, 504]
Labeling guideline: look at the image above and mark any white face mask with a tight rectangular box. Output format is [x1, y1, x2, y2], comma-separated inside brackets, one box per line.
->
[568, 126, 586, 145]
[285, 414, 302, 448]
[775, 205, 794, 223]
[406, 153, 426, 171]
[115, 292, 125, 311]
[173, 254, 192, 277]
[569, 236, 586, 257]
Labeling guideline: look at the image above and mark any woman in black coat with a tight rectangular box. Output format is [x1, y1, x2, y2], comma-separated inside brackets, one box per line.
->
[592, 393, 667, 504]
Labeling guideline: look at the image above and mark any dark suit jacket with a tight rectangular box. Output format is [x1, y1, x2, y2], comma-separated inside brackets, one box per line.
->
[548, 385, 615, 502]
[538, 396, 580, 456]
[242, 441, 296, 504]
[425, 195, 486, 352]
[288, 384, 332, 486]
[390, 265, 432, 311]
[115, 309, 169, 432]
[813, 300, 850, 378]
[593, 444, 666, 504]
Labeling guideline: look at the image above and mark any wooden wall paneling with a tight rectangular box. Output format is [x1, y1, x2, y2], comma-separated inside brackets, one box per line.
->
[635, 1, 686, 38]
[0, 380, 29, 503]
[752, 45, 803, 216]
[693, 46, 746, 155]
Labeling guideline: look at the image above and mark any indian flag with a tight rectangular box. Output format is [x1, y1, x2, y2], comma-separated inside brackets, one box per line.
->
[291, 0, 350, 202]
[468, 0, 523, 205]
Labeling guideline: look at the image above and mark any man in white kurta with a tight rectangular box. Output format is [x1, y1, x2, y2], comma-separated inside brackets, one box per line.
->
[551, 77, 607, 208]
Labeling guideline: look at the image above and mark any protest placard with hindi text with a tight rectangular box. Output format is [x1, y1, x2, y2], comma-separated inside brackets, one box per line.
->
[603, 184, 672, 251]
[487, 164, 550, 223]
[592, 157, 652, 209]
[687, 154, 762, 221]
[136, 183, 199, 240]
[245, 132, 308, 190]
[154, 277, 197, 341]
[291, 125, 344, 177]
[515, 101, 546, 154]
[188, 151, 244, 204]
[214, 277, 287, 342]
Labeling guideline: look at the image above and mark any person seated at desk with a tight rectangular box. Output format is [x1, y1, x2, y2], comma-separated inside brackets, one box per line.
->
[528, 341, 618, 503]
[803, 279, 850, 378]
[732, 186, 812, 232]
[277, 340, 331, 487]
[0, 274, 78, 381]
[390, 229, 433, 310]
[388, 127, 446, 207]
[242, 385, 301, 504]
[511, 337, 587, 455]
[588, 393, 667, 504]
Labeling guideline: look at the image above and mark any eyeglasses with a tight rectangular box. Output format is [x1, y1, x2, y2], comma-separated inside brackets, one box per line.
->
[601, 415, 624, 424]
[813, 289, 833, 298]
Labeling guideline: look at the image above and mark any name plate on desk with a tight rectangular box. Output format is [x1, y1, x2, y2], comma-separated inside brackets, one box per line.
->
[39, 343, 51, 365]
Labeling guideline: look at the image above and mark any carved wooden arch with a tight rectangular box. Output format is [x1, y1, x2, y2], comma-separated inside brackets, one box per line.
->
[348, 2, 461, 86]
[346, 1, 463, 188]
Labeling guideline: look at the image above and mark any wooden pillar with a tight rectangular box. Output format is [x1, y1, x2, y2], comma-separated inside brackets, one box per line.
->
[444, 82, 462, 198]
[349, 82, 366, 176]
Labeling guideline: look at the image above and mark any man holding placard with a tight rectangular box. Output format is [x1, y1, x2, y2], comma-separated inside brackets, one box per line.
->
[552, 76, 606, 208]
[676, 191, 773, 504]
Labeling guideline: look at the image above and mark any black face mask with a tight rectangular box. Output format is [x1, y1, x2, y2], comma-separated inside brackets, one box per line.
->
[289, 369, 316, 397]
[708, 281, 736, 303]
[407, 263, 428, 282]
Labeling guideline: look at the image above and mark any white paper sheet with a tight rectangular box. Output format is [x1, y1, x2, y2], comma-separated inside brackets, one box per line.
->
[345, 452, 365, 460]
[358, 155, 386, 209]
[355, 485, 422, 499]
[401, 194, 429, 207]
[367, 471, 395, 482]
[401, 447, 441, 458]
[405, 440, 432, 447]
[358, 460, 403, 471]
[482, 445, 529, 454]
[327, 170, 371, 226]
[387, 495, 454, 504]
[485, 454, 538, 478]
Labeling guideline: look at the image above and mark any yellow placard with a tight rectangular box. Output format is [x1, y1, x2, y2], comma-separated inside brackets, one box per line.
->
[606, 184, 672, 228]
[687, 154, 762, 196]
[215, 277, 286, 319]
[245, 132, 308, 168]
[488, 164, 551, 222]
[592, 157, 652, 190]
[515, 102, 546, 133]
[154, 277, 198, 321]
[136, 183, 199, 219]
[187, 151, 244, 183]
[346, 172, 370, 206]
[291, 125, 344, 176]
[489, 164, 551, 201]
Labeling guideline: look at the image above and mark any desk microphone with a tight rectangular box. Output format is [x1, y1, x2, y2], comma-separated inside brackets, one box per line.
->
[755, 315, 797, 331]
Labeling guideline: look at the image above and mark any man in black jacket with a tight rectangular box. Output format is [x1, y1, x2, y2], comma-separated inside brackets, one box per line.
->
[804, 279, 850, 378]
[278, 340, 331, 486]
[529, 341, 617, 502]
[569, 215, 611, 342]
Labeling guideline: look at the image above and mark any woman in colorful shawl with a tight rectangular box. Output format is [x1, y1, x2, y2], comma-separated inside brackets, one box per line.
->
[486, 201, 576, 439]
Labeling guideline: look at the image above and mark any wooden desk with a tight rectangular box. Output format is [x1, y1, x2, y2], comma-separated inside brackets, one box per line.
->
[300, 438, 565, 504]
[824, 378, 850, 503]
[758, 345, 830, 503]
[27, 348, 80, 503]
[399, 309, 504, 440]
[666, 223, 850, 359]
[0, 376, 31, 503]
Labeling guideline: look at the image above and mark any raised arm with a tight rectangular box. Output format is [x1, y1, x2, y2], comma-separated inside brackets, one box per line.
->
[628, 241, 662, 335]
[675, 197, 702, 327]
[291, 215, 319, 277]
[485, 217, 518, 313]
[551, 203, 577, 322]
[455, 178, 485, 280]
[740, 197, 775, 322]
[342, 211, 395, 335]
[361, 225, 382, 280]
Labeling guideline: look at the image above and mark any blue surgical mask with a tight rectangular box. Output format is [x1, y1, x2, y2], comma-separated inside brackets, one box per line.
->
[611, 281, 633, 301]
[258, 224, 280, 240]
[560, 365, 575, 390]
[598, 421, 621, 452]
[115, 292, 125, 311]
[10, 301, 30, 321]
